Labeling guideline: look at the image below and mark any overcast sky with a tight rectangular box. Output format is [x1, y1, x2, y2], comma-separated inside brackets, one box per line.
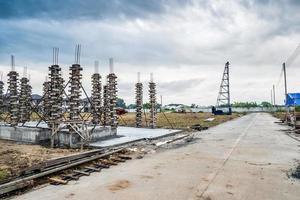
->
[0, 0, 299, 106]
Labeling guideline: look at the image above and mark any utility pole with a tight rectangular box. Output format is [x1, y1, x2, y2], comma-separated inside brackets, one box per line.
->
[271, 89, 273, 105]
[160, 95, 163, 112]
[283, 62, 288, 104]
[273, 84, 276, 106]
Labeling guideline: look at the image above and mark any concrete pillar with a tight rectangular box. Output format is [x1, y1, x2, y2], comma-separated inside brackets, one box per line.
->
[135, 72, 143, 128]
[0, 78, 4, 116]
[19, 75, 32, 123]
[107, 58, 118, 130]
[68, 63, 83, 140]
[103, 84, 110, 126]
[7, 56, 19, 126]
[91, 61, 102, 124]
[149, 73, 157, 128]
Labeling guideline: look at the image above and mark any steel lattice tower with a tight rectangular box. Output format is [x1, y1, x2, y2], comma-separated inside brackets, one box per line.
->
[91, 61, 102, 124]
[7, 55, 19, 126]
[149, 73, 157, 128]
[216, 62, 231, 113]
[135, 72, 143, 128]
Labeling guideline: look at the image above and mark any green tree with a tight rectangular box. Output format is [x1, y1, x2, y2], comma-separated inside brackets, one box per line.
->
[260, 101, 272, 107]
[116, 98, 126, 108]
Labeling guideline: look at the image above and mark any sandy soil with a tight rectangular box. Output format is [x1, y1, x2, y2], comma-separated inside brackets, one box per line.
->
[0, 141, 79, 180]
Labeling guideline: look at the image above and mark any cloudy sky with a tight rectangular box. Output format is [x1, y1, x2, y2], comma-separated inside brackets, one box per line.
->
[0, 0, 300, 106]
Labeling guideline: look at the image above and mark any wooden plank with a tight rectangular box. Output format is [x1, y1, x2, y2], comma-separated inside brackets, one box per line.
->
[48, 177, 68, 185]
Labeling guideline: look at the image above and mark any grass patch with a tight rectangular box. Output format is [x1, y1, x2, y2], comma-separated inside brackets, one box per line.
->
[118, 112, 241, 129]
[0, 169, 9, 181]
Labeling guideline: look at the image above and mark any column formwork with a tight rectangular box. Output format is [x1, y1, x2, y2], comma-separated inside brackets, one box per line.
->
[19, 76, 32, 123]
[135, 73, 143, 127]
[149, 74, 157, 128]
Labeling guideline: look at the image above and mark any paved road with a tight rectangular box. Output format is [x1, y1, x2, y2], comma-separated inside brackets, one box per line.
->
[14, 113, 300, 200]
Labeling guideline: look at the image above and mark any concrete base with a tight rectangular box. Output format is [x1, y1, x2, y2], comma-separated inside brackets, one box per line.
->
[0, 122, 117, 147]
[90, 126, 182, 148]
[0, 126, 50, 144]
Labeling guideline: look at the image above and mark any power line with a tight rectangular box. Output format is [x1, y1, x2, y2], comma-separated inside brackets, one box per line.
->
[286, 43, 300, 67]
[275, 43, 300, 87]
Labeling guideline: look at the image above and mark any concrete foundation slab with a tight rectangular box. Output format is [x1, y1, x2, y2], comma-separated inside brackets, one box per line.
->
[90, 127, 182, 147]
[0, 121, 116, 147]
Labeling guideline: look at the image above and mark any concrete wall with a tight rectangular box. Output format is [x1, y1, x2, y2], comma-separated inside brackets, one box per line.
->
[0, 125, 50, 143]
[0, 124, 117, 147]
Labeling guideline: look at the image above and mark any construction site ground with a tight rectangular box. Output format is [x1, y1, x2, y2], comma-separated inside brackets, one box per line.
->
[12, 113, 300, 200]
[0, 141, 80, 181]
[0, 112, 238, 183]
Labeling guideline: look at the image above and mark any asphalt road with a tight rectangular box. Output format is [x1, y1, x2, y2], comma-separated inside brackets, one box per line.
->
[14, 113, 300, 200]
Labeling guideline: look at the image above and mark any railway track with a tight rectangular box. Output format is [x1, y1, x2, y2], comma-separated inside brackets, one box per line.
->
[0, 131, 190, 198]
[0, 147, 133, 197]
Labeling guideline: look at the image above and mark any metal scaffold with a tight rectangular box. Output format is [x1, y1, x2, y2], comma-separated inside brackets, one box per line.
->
[107, 58, 118, 130]
[19, 67, 32, 123]
[135, 72, 143, 128]
[149, 73, 157, 128]
[7, 55, 19, 126]
[0, 46, 120, 148]
[91, 60, 102, 124]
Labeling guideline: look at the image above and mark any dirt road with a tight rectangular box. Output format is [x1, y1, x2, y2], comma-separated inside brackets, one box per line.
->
[13, 113, 300, 200]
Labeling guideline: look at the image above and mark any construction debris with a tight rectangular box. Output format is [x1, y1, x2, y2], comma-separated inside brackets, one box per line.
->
[204, 117, 215, 122]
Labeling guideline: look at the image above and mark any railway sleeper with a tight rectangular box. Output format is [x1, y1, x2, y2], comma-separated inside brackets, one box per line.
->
[61, 174, 79, 181]
[94, 163, 110, 169]
[84, 166, 101, 172]
[99, 159, 118, 166]
[73, 170, 90, 176]
[110, 157, 126, 162]
[117, 154, 133, 160]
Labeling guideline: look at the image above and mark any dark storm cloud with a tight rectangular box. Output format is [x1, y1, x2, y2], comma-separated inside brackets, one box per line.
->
[0, 0, 188, 20]
[0, 0, 299, 105]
